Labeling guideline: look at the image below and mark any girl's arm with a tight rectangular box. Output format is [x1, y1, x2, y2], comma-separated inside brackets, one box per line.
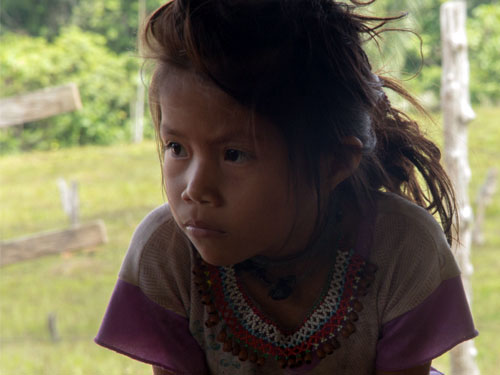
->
[375, 362, 431, 375]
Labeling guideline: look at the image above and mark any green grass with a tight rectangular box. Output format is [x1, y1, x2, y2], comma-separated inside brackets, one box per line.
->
[1, 107, 499, 374]
[0, 141, 162, 375]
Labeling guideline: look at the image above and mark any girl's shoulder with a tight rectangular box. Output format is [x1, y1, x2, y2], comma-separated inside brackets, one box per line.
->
[369, 192, 461, 323]
[367, 193, 477, 369]
[118, 204, 194, 315]
[372, 191, 452, 260]
[95, 206, 207, 372]
[374, 191, 447, 238]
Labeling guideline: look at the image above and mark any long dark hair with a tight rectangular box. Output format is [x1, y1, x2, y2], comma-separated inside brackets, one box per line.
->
[142, 0, 457, 244]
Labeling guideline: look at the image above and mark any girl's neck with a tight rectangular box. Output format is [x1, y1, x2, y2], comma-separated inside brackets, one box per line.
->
[249, 193, 358, 266]
[236, 196, 360, 301]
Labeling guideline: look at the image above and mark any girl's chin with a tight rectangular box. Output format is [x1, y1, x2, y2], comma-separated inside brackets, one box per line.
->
[196, 249, 249, 267]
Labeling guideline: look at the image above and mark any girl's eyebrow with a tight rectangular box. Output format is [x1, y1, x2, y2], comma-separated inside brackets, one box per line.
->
[160, 124, 182, 139]
[160, 123, 259, 145]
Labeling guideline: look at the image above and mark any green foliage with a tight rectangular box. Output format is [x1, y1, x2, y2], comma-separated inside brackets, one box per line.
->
[468, 3, 500, 104]
[71, 0, 139, 53]
[71, 0, 161, 54]
[0, 27, 142, 153]
[0, 0, 161, 54]
[0, 0, 75, 39]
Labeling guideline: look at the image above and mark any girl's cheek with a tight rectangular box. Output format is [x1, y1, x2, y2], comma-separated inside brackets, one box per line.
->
[163, 158, 182, 175]
[164, 161, 189, 190]
[163, 163, 178, 191]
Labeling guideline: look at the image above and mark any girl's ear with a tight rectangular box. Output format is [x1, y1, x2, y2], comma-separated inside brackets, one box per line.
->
[327, 136, 363, 190]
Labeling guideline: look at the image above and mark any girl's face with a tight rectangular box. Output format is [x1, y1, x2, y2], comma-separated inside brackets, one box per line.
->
[159, 72, 320, 266]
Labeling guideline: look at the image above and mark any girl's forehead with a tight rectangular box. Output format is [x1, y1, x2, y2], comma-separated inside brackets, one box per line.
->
[159, 70, 241, 115]
[158, 70, 280, 145]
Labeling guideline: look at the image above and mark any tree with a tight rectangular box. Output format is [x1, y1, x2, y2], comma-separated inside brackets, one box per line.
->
[441, 2, 479, 374]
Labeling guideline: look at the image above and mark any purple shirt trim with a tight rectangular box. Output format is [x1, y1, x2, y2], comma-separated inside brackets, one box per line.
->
[376, 275, 478, 372]
[95, 279, 207, 374]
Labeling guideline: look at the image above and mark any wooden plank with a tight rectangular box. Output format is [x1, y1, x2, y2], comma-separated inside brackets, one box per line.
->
[0, 83, 82, 128]
[0, 221, 107, 267]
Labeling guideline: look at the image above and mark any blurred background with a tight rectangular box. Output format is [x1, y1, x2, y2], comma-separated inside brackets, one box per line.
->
[0, 0, 499, 374]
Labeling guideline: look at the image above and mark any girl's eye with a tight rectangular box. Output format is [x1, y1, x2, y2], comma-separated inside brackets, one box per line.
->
[224, 149, 250, 163]
[164, 142, 187, 157]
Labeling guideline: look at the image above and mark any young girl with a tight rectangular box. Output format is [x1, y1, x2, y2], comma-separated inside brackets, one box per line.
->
[95, 0, 478, 374]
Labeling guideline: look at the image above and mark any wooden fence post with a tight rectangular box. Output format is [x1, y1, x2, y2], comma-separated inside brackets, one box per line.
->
[57, 178, 80, 226]
[472, 168, 497, 245]
[440, 2, 479, 375]
[48, 312, 60, 343]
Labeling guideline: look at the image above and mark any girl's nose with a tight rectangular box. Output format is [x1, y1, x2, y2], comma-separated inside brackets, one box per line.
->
[181, 160, 222, 206]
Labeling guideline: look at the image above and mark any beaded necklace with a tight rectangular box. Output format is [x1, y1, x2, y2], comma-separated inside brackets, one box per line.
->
[192, 207, 377, 369]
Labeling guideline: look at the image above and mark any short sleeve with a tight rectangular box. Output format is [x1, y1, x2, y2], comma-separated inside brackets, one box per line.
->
[95, 204, 208, 374]
[372, 195, 478, 372]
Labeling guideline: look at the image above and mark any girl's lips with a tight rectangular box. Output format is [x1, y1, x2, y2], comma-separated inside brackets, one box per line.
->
[184, 221, 227, 238]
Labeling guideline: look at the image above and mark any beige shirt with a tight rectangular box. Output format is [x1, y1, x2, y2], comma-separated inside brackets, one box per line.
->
[108, 192, 473, 374]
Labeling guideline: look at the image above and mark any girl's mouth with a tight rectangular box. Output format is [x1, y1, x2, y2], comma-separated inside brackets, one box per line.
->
[184, 220, 227, 238]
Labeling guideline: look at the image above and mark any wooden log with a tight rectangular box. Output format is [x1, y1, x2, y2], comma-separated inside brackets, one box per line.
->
[0, 83, 82, 128]
[0, 220, 107, 267]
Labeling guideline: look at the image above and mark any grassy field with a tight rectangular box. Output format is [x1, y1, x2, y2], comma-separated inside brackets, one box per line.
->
[1, 107, 499, 374]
